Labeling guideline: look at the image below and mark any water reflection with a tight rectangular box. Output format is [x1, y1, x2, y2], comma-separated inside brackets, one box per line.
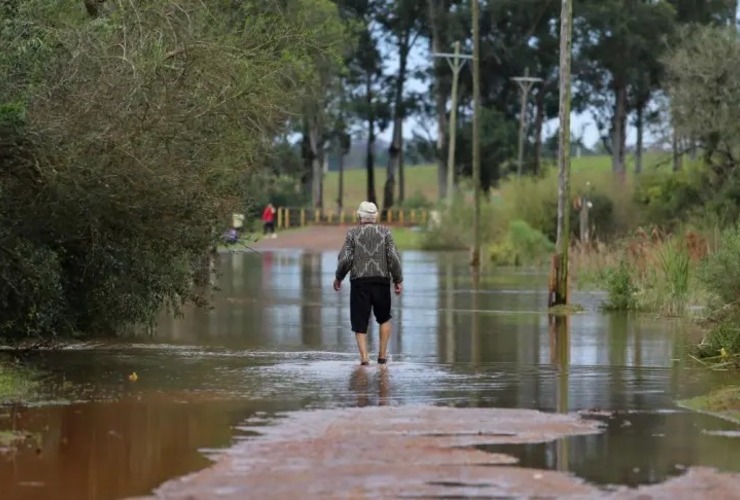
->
[348, 366, 390, 407]
[0, 399, 290, 500]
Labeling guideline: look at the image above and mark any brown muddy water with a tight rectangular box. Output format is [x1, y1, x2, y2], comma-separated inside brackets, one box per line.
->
[1, 251, 739, 500]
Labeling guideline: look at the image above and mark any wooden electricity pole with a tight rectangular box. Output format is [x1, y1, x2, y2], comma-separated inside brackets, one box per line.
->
[432, 42, 472, 204]
[549, 0, 573, 307]
[512, 68, 542, 178]
[470, 0, 482, 269]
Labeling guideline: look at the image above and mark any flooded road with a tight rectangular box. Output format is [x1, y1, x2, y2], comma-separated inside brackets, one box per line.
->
[1, 251, 739, 499]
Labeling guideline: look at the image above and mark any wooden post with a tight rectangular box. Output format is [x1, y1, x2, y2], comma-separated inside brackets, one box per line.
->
[277, 208, 283, 229]
[399, 210, 405, 225]
[300, 208, 306, 227]
[549, 0, 573, 308]
[285, 208, 291, 228]
[579, 199, 589, 244]
[470, 0, 482, 269]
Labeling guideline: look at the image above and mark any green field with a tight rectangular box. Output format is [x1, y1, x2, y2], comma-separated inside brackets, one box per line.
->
[323, 154, 668, 209]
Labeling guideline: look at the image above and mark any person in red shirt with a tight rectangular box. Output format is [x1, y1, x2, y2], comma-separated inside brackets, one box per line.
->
[262, 203, 276, 238]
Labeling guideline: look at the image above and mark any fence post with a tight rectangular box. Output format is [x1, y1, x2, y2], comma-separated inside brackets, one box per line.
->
[285, 208, 291, 228]
[300, 208, 306, 227]
[399, 210, 405, 225]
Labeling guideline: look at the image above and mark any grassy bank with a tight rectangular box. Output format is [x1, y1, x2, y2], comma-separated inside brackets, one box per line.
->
[0, 360, 37, 404]
[678, 386, 740, 424]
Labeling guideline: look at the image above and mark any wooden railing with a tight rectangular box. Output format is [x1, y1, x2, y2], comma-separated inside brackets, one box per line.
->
[276, 207, 431, 229]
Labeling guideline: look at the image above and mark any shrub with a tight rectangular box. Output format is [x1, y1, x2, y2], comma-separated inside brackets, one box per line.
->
[657, 243, 691, 316]
[422, 196, 503, 250]
[496, 167, 625, 243]
[602, 260, 638, 311]
[698, 224, 740, 306]
[489, 220, 554, 266]
[401, 190, 434, 210]
[697, 321, 740, 358]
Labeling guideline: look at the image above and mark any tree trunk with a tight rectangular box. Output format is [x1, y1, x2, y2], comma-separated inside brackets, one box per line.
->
[384, 34, 409, 212]
[611, 83, 627, 183]
[672, 129, 682, 172]
[533, 84, 547, 176]
[300, 120, 314, 201]
[309, 117, 323, 209]
[366, 75, 377, 204]
[337, 148, 345, 210]
[635, 101, 644, 174]
[429, 0, 448, 202]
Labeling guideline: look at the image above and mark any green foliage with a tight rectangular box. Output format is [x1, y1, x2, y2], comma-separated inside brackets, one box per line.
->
[400, 191, 433, 210]
[0, 359, 39, 403]
[633, 166, 704, 229]
[0, 0, 347, 340]
[489, 220, 554, 267]
[697, 322, 740, 359]
[422, 197, 503, 251]
[602, 260, 638, 311]
[698, 224, 740, 306]
[657, 243, 691, 315]
[496, 167, 623, 243]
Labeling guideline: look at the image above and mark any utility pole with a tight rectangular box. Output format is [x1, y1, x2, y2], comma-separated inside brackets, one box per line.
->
[511, 68, 542, 178]
[549, 0, 573, 307]
[470, 0, 482, 269]
[432, 42, 473, 204]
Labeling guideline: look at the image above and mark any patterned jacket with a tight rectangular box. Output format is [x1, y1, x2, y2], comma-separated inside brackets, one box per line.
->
[335, 224, 403, 284]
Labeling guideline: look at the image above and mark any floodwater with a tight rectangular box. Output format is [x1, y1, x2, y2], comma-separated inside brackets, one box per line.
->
[1, 251, 739, 499]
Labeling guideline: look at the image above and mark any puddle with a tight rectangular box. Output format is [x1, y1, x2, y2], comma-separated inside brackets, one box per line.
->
[477, 410, 740, 489]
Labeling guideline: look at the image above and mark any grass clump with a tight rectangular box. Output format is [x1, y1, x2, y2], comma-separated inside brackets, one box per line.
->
[0, 360, 38, 403]
[574, 228, 704, 315]
[678, 386, 740, 423]
[602, 260, 638, 311]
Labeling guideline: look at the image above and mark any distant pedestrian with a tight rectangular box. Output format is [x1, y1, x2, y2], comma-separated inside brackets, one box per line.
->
[262, 203, 276, 238]
[334, 201, 403, 366]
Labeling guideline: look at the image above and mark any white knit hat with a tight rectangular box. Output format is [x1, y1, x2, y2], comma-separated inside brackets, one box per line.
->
[357, 201, 378, 223]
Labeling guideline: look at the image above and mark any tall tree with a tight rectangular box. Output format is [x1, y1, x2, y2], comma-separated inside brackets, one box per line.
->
[576, 0, 676, 181]
[341, 0, 388, 205]
[379, 0, 425, 210]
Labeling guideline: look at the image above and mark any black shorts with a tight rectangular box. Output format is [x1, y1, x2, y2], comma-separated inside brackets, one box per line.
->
[350, 279, 392, 333]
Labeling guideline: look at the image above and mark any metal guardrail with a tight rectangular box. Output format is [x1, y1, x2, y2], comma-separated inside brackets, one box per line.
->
[275, 207, 430, 229]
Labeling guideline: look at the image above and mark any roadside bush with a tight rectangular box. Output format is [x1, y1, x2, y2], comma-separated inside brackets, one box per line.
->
[0, 0, 346, 341]
[401, 190, 434, 210]
[698, 224, 740, 306]
[576, 229, 704, 315]
[496, 167, 624, 243]
[422, 196, 503, 250]
[489, 220, 554, 266]
[633, 166, 704, 230]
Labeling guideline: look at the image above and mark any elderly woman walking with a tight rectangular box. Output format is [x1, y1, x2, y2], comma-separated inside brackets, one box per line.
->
[333, 201, 403, 366]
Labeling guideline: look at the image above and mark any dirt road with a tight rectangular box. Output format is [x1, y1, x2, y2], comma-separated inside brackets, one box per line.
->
[147, 405, 740, 499]
[251, 226, 349, 252]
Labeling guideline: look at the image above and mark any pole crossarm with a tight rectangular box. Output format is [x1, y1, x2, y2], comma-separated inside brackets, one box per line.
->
[511, 67, 543, 177]
[431, 43, 472, 203]
[432, 52, 473, 74]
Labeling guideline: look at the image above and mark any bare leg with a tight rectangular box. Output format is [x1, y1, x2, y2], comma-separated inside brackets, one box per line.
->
[355, 333, 369, 364]
[378, 321, 391, 361]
